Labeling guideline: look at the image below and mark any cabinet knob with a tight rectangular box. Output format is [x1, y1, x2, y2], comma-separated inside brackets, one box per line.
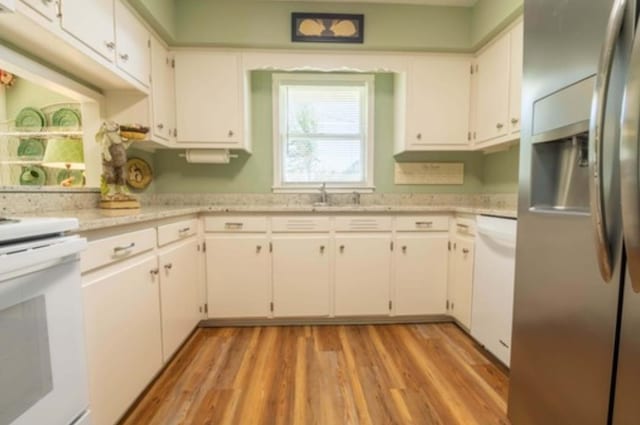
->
[164, 263, 173, 270]
[119, 53, 129, 61]
[157, 123, 164, 130]
[256, 245, 262, 253]
[104, 41, 115, 50]
[402, 246, 407, 253]
[511, 118, 519, 125]
[320, 245, 325, 254]
[496, 123, 504, 129]
[150, 268, 159, 276]
[462, 248, 470, 254]
[339, 245, 345, 253]
[416, 133, 422, 140]
[228, 130, 234, 137]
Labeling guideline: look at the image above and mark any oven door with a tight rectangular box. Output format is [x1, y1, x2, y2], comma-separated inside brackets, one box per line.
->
[0, 236, 89, 425]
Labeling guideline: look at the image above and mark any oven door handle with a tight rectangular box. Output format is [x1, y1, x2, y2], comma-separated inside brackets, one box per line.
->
[0, 237, 87, 281]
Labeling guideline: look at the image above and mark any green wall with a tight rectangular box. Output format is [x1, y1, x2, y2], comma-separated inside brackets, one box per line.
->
[470, 0, 523, 49]
[482, 145, 519, 193]
[152, 71, 516, 194]
[4, 78, 73, 120]
[128, 0, 176, 42]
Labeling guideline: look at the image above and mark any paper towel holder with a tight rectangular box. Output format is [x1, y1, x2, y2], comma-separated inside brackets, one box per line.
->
[179, 149, 239, 164]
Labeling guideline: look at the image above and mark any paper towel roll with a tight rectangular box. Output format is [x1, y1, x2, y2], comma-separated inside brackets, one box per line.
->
[185, 149, 232, 164]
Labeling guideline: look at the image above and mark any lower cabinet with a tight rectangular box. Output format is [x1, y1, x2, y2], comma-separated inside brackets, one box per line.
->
[158, 238, 201, 361]
[82, 255, 163, 425]
[450, 236, 475, 329]
[394, 233, 449, 316]
[272, 234, 331, 317]
[206, 235, 271, 318]
[335, 234, 392, 316]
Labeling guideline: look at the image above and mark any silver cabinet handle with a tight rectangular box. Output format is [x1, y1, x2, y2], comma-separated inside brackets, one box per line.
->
[499, 339, 509, 348]
[621, 10, 640, 292]
[104, 41, 115, 50]
[113, 242, 135, 253]
[511, 117, 519, 125]
[320, 245, 325, 254]
[119, 53, 129, 61]
[150, 268, 159, 276]
[164, 263, 173, 270]
[416, 133, 422, 140]
[496, 123, 504, 129]
[462, 248, 470, 254]
[228, 130, 234, 137]
[256, 245, 262, 253]
[402, 246, 407, 253]
[415, 221, 433, 228]
[339, 245, 345, 253]
[590, 0, 627, 283]
[224, 222, 244, 230]
[178, 227, 191, 235]
[157, 123, 164, 129]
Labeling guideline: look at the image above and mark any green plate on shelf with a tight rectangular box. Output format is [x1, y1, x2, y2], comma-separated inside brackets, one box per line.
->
[15, 107, 46, 131]
[20, 165, 47, 186]
[56, 169, 84, 187]
[51, 108, 81, 128]
[17, 138, 45, 158]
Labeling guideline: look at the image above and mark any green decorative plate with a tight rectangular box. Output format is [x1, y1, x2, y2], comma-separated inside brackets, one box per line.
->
[20, 165, 47, 186]
[17, 138, 45, 158]
[15, 107, 45, 131]
[56, 169, 84, 187]
[51, 108, 81, 128]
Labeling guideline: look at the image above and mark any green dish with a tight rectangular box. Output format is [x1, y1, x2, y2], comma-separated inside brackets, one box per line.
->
[56, 169, 84, 187]
[15, 107, 45, 131]
[17, 139, 45, 158]
[20, 165, 47, 186]
[51, 108, 81, 128]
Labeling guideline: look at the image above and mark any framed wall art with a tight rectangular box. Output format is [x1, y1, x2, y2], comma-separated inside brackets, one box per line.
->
[291, 13, 364, 44]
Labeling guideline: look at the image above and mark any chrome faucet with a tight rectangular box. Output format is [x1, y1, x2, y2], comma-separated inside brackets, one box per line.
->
[319, 182, 328, 205]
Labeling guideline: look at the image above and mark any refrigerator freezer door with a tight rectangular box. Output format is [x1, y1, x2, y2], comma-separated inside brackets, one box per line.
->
[509, 0, 634, 424]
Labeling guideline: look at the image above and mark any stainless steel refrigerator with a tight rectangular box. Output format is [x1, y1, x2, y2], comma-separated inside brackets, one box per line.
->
[510, 0, 640, 424]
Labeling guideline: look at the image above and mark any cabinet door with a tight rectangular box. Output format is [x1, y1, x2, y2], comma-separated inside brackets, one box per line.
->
[21, 0, 57, 21]
[272, 235, 330, 317]
[509, 21, 523, 135]
[335, 234, 391, 316]
[61, 0, 115, 62]
[395, 233, 448, 316]
[406, 56, 471, 147]
[150, 36, 173, 141]
[451, 238, 475, 329]
[158, 239, 201, 361]
[475, 34, 510, 143]
[174, 52, 242, 146]
[83, 255, 162, 425]
[114, 0, 150, 86]
[206, 235, 271, 318]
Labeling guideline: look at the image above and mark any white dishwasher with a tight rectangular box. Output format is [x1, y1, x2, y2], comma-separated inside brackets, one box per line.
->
[471, 215, 517, 366]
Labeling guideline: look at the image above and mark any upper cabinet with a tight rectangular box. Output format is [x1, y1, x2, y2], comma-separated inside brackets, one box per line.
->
[20, 0, 57, 21]
[472, 20, 523, 148]
[60, 0, 116, 62]
[149, 35, 176, 142]
[394, 55, 471, 153]
[174, 51, 249, 151]
[114, 0, 150, 87]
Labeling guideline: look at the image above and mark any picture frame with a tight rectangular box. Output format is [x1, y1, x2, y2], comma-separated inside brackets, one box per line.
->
[291, 13, 364, 44]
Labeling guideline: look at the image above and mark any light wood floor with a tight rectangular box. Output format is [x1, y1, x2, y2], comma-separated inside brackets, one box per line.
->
[121, 323, 509, 425]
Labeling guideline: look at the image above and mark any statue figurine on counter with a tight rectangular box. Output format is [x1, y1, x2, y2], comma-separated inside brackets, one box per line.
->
[95, 121, 147, 209]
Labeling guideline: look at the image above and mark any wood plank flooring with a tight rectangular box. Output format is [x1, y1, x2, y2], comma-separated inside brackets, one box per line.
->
[121, 324, 509, 425]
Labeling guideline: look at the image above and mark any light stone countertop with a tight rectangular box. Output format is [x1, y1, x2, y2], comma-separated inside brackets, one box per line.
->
[25, 205, 517, 232]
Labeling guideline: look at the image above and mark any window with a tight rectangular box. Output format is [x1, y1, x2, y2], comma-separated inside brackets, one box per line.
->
[273, 73, 374, 192]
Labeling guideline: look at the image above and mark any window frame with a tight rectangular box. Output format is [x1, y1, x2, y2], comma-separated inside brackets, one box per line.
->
[272, 73, 375, 193]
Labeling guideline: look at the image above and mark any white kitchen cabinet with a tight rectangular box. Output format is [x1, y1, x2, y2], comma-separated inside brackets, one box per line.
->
[450, 237, 475, 329]
[174, 51, 247, 149]
[272, 235, 331, 317]
[149, 35, 175, 142]
[114, 0, 149, 87]
[20, 0, 56, 21]
[206, 235, 271, 318]
[509, 21, 523, 135]
[334, 234, 392, 316]
[60, 0, 116, 62]
[394, 233, 449, 316]
[158, 238, 201, 361]
[83, 254, 163, 425]
[475, 34, 510, 144]
[395, 55, 471, 153]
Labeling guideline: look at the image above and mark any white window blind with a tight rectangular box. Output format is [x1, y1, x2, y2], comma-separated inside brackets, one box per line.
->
[273, 74, 374, 190]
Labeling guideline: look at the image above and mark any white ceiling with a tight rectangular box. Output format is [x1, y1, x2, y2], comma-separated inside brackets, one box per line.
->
[267, 0, 478, 7]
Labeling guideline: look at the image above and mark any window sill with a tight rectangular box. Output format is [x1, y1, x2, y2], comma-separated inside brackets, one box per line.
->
[272, 186, 375, 194]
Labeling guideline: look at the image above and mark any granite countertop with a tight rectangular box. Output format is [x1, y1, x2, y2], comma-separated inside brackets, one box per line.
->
[25, 204, 517, 232]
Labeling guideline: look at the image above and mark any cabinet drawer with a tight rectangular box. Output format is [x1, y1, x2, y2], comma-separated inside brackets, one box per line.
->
[454, 217, 476, 236]
[271, 216, 331, 233]
[82, 228, 156, 273]
[395, 216, 449, 232]
[157, 218, 198, 246]
[204, 216, 268, 233]
[334, 216, 392, 232]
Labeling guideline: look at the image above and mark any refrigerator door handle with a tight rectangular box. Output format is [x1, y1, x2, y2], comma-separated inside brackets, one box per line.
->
[621, 22, 640, 292]
[589, 0, 628, 283]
